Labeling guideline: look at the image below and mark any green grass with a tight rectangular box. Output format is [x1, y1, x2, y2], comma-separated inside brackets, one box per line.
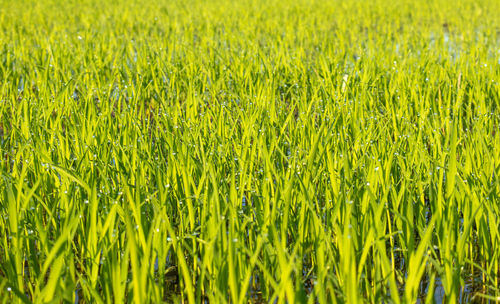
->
[1, 0, 499, 302]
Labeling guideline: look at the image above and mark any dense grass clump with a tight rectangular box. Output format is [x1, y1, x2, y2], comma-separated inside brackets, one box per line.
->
[1, 0, 499, 302]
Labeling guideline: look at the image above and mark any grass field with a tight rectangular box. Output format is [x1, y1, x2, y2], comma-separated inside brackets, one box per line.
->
[1, 0, 499, 302]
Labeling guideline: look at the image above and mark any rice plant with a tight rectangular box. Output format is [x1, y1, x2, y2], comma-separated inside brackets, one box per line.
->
[0, 0, 499, 302]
